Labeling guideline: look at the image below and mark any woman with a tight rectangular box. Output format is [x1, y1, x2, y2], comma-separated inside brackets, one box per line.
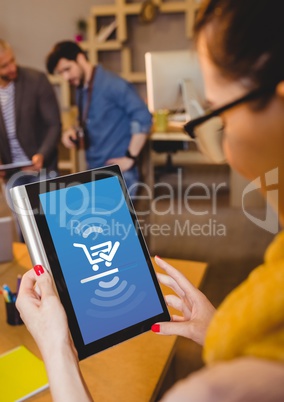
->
[16, 0, 284, 400]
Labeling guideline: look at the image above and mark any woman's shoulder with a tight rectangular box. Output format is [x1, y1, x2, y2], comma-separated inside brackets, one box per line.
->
[203, 230, 284, 364]
[264, 230, 284, 264]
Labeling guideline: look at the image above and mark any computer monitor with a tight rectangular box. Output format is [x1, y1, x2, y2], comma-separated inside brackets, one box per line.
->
[145, 49, 205, 114]
[145, 50, 225, 166]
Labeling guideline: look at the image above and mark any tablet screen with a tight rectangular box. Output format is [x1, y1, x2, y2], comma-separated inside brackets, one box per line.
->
[26, 166, 169, 358]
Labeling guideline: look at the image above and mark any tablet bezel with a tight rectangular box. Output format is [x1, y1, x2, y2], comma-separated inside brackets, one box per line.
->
[24, 165, 170, 359]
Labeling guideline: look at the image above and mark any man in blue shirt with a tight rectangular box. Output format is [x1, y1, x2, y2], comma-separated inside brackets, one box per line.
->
[46, 41, 152, 196]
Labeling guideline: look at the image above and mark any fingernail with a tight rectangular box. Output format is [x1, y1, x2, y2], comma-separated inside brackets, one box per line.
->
[34, 265, 44, 276]
[151, 324, 160, 333]
[155, 255, 161, 260]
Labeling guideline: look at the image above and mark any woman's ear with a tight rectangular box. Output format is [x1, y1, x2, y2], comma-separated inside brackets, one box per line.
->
[276, 81, 284, 98]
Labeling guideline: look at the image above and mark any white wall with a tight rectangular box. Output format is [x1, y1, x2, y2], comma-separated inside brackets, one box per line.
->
[0, 0, 93, 72]
[0, 1, 191, 74]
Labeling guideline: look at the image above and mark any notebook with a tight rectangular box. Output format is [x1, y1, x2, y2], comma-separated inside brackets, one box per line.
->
[0, 345, 49, 401]
[0, 161, 33, 171]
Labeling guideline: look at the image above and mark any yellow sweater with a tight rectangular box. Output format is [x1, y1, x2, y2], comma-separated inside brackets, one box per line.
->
[203, 230, 284, 365]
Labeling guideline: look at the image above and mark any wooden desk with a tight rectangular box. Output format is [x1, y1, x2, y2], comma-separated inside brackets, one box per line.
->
[151, 122, 191, 143]
[146, 124, 211, 193]
[0, 244, 207, 402]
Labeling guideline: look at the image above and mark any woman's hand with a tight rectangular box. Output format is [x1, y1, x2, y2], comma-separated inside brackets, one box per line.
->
[152, 256, 215, 346]
[16, 266, 72, 359]
[16, 266, 93, 402]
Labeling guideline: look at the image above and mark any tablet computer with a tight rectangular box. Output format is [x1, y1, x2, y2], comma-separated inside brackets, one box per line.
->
[0, 161, 33, 171]
[10, 165, 170, 359]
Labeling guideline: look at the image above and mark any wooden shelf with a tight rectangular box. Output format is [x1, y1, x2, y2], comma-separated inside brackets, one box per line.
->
[90, 6, 117, 16]
[121, 72, 146, 83]
[160, 2, 188, 12]
[79, 41, 89, 51]
[94, 40, 122, 51]
[84, 0, 200, 84]
[48, 75, 70, 110]
[49, 1, 201, 174]
[89, 0, 199, 17]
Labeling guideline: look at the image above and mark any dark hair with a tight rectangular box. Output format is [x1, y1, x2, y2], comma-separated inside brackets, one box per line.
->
[194, 0, 284, 92]
[46, 41, 86, 74]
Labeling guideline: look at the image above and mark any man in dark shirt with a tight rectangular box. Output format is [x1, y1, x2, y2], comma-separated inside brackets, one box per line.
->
[0, 39, 61, 240]
[0, 39, 61, 181]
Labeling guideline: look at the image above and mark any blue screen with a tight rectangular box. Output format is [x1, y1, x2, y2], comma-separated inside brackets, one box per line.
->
[39, 176, 163, 345]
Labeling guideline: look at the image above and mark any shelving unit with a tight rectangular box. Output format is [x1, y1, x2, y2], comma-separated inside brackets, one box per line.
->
[81, 0, 201, 84]
[48, 0, 202, 174]
[48, 75, 77, 173]
[48, 75, 70, 111]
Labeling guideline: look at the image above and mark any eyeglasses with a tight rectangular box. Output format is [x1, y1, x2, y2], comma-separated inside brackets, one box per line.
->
[183, 85, 276, 139]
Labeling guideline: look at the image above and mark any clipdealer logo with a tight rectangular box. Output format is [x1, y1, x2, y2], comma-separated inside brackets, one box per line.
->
[242, 168, 279, 234]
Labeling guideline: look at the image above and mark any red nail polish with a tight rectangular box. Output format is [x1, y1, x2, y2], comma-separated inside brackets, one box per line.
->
[34, 265, 44, 276]
[151, 324, 160, 333]
[155, 255, 161, 259]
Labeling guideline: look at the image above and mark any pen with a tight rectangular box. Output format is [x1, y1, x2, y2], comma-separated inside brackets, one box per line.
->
[2, 284, 14, 303]
[2, 289, 10, 303]
[16, 274, 22, 295]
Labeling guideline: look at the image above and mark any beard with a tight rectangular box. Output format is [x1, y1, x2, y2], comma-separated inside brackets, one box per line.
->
[69, 76, 84, 88]
[0, 69, 17, 84]
[69, 65, 85, 88]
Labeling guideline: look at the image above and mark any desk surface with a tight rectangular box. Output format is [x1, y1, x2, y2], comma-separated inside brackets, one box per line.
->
[151, 122, 191, 142]
[0, 244, 207, 402]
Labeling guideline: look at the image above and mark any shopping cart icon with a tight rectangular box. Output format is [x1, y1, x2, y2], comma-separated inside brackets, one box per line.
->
[73, 240, 120, 272]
